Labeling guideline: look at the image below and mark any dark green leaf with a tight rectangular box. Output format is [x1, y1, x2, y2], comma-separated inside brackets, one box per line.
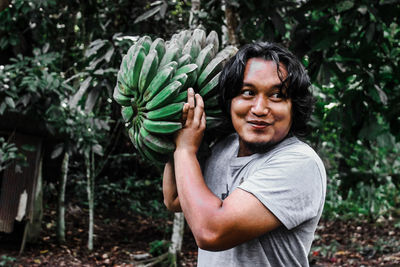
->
[85, 39, 107, 58]
[365, 23, 375, 43]
[21, 144, 36, 152]
[104, 47, 114, 63]
[51, 144, 64, 159]
[337, 1, 354, 12]
[359, 117, 382, 140]
[69, 77, 92, 108]
[4, 96, 15, 108]
[159, 1, 168, 18]
[134, 5, 162, 24]
[92, 144, 103, 156]
[374, 85, 388, 105]
[0, 102, 6, 115]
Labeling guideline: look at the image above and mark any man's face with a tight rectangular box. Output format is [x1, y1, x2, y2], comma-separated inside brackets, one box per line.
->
[230, 57, 292, 157]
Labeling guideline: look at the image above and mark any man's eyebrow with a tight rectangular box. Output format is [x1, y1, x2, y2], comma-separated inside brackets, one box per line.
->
[242, 82, 255, 87]
[242, 82, 284, 89]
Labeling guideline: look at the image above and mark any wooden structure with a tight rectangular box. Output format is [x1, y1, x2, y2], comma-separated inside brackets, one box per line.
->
[0, 112, 46, 253]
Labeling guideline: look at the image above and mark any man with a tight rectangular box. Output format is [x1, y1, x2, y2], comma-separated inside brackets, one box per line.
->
[163, 42, 326, 266]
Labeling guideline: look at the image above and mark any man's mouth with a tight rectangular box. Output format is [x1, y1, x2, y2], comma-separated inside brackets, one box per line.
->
[248, 120, 271, 129]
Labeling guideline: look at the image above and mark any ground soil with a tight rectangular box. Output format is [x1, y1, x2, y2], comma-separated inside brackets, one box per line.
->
[0, 204, 399, 266]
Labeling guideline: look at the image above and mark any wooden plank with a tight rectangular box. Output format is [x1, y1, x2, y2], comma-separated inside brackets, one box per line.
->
[0, 133, 42, 233]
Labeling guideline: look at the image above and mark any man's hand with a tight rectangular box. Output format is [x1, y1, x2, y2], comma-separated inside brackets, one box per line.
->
[175, 88, 206, 154]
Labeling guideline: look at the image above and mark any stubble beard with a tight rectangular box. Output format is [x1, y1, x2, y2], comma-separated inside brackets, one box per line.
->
[241, 140, 276, 154]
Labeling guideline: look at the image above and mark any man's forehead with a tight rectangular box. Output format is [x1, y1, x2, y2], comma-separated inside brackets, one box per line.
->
[244, 57, 288, 78]
[246, 57, 287, 69]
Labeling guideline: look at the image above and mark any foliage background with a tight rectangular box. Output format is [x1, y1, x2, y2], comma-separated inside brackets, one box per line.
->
[0, 0, 399, 251]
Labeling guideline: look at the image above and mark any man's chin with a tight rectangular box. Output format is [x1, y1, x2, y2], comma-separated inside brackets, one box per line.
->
[242, 140, 275, 154]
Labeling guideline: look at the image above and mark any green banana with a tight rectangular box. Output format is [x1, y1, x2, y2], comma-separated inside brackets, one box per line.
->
[118, 46, 146, 96]
[182, 38, 201, 62]
[173, 29, 191, 47]
[143, 119, 182, 134]
[137, 36, 152, 54]
[128, 126, 140, 151]
[175, 63, 198, 88]
[121, 106, 135, 122]
[181, 30, 192, 45]
[170, 73, 188, 89]
[192, 28, 206, 48]
[215, 45, 238, 62]
[142, 63, 177, 103]
[139, 127, 175, 155]
[129, 46, 147, 89]
[137, 130, 169, 164]
[174, 90, 188, 103]
[199, 71, 221, 98]
[146, 102, 184, 121]
[160, 61, 178, 71]
[159, 45, 180, 69]
[175, 63, 197, 76]
[195, 44, 215, 74]
[150, 38, 166, 61]
[113, 85, 132, 106]
[138, 49, 159, 95]
[177, 54, 192, 67]
[117, 71, 132, 96]
[145, 81, 183, 110]
[205, 30, 219, 56]
[197, 56, 225, 88]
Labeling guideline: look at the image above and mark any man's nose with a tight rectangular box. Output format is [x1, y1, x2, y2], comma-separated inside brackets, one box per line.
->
[250, 96, 270, 116]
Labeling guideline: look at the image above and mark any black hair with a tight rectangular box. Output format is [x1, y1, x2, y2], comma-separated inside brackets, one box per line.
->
[218, 41, 314, 137]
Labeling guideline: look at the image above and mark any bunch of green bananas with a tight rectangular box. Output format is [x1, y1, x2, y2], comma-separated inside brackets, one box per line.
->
[113, 28, 238, 164]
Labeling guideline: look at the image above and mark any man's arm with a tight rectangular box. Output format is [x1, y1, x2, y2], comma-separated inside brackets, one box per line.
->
[174, 89, 281, 251]
[162, 100, 192, 212]
[162, 158, 181, 212]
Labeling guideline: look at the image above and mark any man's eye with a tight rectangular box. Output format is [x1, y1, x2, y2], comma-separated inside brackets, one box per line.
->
[270, 92, 284, 100]
[241, 90, 254, 96]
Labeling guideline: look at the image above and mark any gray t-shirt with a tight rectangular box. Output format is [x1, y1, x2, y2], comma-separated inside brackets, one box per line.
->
[197, 133, 326, 267]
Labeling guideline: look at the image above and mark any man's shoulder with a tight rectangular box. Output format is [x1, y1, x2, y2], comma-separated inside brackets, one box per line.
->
[252, 136, 324, 171]
[271, 136, 318, 157]
[262, 136, 326, 177]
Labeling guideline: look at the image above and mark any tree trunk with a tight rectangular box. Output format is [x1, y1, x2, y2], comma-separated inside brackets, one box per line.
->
[189, 0, 201, 29]
[168, 213, 185, 266]
[224, 3, 239, 47]
[85, 150, 95, 251]
[57, 151, 69, 243]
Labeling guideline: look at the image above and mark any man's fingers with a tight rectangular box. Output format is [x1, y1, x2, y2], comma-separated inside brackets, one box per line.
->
[181, 103, 189, 123]
[186, 88, 195, 125]
[200, 109, 206, 129]
[188, 88, 195, 108]
[193, 93, 205, 127]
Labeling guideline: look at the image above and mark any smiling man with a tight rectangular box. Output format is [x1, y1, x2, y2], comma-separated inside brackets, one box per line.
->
[163, 42, 327, 267]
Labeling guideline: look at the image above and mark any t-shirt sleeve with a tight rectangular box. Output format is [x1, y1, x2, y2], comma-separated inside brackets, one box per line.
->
[238, 150, 324, 230]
